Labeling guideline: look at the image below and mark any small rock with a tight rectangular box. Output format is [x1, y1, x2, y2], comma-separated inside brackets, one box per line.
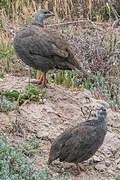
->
[105, 160, 111, 167]
[43, 99, 47, 103]
[25, 78, 37, 83]
[5, 74, 9, 77]
[107, 169, 115, 176]
[115, 158, 120, 164]
[96, 100, 109, 108]
[101, 147, 112, 158]
[93, 155, 101, 162]
[37, 131, 49, 139]
[95, 164, 106, 172]
[99, 154, 105, 161]
[116, 163, 120, 170]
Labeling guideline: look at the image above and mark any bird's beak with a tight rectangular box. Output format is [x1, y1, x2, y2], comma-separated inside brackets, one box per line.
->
[49, 11, 55, 16]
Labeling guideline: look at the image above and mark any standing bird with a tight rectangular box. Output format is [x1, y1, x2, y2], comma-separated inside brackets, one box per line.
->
[48, 107, 107, 174]
[13, 9, 84, 86]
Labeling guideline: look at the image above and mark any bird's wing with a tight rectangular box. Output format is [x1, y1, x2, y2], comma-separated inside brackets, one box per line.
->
[48, 127, 73, 164]
[59, 124, 99, 162]
[20, 26, 71, 59]
[52, 127, 74, 146]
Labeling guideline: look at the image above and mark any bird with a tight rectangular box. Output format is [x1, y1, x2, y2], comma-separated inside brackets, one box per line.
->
[48, 107, 107, 174]
[13, 9, 85, 87]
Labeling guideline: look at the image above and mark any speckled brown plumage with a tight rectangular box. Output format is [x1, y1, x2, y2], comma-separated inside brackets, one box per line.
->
[14, 25, 80, 71]
[48, 107, 107, 173]
[13, 10, 81, 85]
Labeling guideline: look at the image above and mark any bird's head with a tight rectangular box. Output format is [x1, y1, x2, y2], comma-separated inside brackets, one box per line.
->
[97, 107, 107, 120]
[37, 9, 55, 19]
[32, 9, 55, 27]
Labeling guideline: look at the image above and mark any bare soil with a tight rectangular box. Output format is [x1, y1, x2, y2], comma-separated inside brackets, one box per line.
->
[0, 75, 120, 180]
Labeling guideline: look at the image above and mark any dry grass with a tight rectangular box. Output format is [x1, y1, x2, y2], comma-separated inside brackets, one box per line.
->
[1, 0, 119, 21]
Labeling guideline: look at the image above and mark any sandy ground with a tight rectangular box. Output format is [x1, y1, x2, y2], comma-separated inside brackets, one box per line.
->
[0, 75, 120, 180]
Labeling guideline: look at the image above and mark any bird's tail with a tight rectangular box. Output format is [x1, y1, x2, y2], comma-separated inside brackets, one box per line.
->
[69, 57, 96, 80]
[68, 61, 87, 78]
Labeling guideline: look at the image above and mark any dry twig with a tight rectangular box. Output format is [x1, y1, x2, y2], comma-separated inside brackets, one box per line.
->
[107, 0, 120, 28]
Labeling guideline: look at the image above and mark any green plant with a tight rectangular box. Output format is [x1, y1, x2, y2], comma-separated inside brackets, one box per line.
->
[0, 90, 20, 112]
[109, 33, 117, 52]
[17, 85, 46, 105]
[0, 72, 4, 78]
[84, 74, 120, 111]
[0, 86, 46, 112]
[0, 135, 70, 180]
[3, 90, 20, 102]
[22, 136, 41, 157]
[116, 175, 120, 180]
[0, 96, 16, 112]
[50, 70, 79, 89]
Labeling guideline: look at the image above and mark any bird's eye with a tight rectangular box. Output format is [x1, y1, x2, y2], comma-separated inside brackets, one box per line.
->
[44, 12, 48, 14]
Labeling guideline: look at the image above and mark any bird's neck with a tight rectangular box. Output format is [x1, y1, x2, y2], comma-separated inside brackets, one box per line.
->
[97, 115, 106, 122]
[32, 17, 44, 27]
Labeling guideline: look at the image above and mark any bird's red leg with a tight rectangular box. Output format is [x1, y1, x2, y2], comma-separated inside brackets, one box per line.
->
[37, 72, 47, 86]
[37, 73, 44, 85]
[76, 163, 83, 174]
[42, 72, 47, 86]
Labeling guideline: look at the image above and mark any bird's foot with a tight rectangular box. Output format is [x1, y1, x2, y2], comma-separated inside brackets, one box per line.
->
[37, 72, 47, 87]
[38, 83, 48, 88]
[37, 74, 44, 85]
[25, 72, 48, 87]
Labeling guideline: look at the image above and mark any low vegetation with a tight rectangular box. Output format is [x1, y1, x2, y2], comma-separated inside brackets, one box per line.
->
[0, 72, 4, 78]
[0, 135, 70, 180]
[0, 85, 46, 112]
[0, 42, 16, 73]
[116, 175, 120, 180]
[0, 0, 120, 20]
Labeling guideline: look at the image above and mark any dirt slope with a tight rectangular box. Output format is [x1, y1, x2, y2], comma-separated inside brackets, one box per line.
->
[0, 75, 120, 180]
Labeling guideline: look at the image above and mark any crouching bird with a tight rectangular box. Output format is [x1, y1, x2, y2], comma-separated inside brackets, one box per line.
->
[48, 107, 107, 174]
[13, 9, 86, 87]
